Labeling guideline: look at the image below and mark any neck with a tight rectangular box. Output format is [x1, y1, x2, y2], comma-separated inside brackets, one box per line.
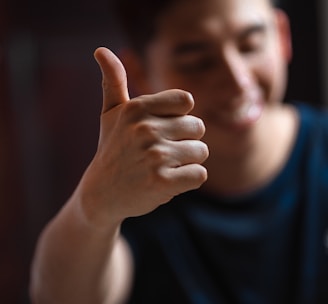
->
[202, 104, 298, 197]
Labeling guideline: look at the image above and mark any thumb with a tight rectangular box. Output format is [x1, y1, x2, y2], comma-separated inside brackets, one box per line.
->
[94, 47, 130, 113]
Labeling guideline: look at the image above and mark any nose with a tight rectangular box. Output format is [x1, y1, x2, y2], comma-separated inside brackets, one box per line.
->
[215, 48, 252, 94]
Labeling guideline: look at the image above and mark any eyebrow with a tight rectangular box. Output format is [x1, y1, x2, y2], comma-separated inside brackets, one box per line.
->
[171, 22, 268, 57]
[238, 22, 268, 40]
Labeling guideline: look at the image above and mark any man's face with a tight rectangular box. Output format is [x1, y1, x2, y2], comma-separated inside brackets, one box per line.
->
[135, 0, 291, 139]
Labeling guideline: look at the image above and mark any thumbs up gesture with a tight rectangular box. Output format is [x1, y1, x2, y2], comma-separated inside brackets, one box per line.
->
[94, 47, 130, 113]
[78, 47, 208, 227]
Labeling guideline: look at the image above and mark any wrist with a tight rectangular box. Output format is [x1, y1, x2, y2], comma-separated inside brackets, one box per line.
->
[69, 181, 124, 236]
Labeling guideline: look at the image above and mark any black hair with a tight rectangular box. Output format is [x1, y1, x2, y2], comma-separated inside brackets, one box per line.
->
[112, 0, 280, 55]
[112, 0, 176, 55]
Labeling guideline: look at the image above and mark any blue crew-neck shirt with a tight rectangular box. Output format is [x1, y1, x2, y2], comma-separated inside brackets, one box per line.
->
[122, 102, 328, 304]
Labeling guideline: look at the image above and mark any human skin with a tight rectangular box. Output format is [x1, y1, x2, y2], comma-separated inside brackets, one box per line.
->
[30, 40, 208, 304]
[123, 0, 297, 195]
[30, 0, 298, 303]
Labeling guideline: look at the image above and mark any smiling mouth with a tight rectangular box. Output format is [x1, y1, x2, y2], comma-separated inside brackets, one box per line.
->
[233, 100, 263, 124]
[204, 90, 264, 129]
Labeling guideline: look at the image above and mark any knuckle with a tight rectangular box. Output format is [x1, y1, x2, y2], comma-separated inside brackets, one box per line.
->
[196, 166, 208, 184]
[153, 167, 170, 185]
[134, 121, 158, 140]
[123, 98, 146, 118]
[189, 165, 208, 187]
[192, 143, 209, 163]
[168, 89, 194, 110]
[181, 91, 194, 108]
[193, 117, 206, 137]
[180, 115, 205, 139]
[200, 142, 209, 160]
[147, 145, 169, 164]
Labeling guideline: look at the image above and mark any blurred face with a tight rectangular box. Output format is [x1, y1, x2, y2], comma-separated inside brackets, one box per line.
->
[132, 0, 291, 146]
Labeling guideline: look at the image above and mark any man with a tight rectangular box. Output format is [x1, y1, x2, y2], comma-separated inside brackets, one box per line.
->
[30, 0, 328, 303]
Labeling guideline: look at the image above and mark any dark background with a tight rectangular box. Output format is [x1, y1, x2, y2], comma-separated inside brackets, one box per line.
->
[0, 0, 324, 303]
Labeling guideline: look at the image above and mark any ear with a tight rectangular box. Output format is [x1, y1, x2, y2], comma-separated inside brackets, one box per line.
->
[118, 48, 151, 97]
[274, 9, 293, 63]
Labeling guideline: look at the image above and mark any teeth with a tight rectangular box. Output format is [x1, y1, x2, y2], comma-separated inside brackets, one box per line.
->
[234, 102, 261, 121]
[247, 103, 262, 119]
[233, 92, 262, 122]
[233, 102, 250, 121]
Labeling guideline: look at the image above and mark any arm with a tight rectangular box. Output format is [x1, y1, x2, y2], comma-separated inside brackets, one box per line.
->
[30, 191, 133, 304]
[29, 48, 208, 304]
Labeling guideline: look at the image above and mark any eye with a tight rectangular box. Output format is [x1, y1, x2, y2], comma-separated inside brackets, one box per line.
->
[239, 33, 264, 54]
[175, 56, 217, 74]
[238, 24, 268, 54]
[171, 41, 217, 74]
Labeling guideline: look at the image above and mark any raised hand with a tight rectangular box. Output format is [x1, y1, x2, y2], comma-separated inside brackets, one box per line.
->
[78, 47, 209, 227]
[94, 47, 130, 113]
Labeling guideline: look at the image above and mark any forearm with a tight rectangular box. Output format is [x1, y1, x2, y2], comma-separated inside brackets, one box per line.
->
[30, 191, 132, 304]
[29, 48, 208, 304]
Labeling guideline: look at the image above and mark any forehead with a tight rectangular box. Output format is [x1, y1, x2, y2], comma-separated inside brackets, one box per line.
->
[154, 0, 274, 41]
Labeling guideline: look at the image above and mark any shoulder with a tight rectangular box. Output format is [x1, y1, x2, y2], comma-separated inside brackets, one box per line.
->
[290, 101, 328, 184]
[292, 101, 328, 128]
[289, 101, 328, 147]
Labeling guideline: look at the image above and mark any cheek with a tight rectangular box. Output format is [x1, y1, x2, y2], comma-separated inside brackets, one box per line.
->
[254, 55, 287, 104]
